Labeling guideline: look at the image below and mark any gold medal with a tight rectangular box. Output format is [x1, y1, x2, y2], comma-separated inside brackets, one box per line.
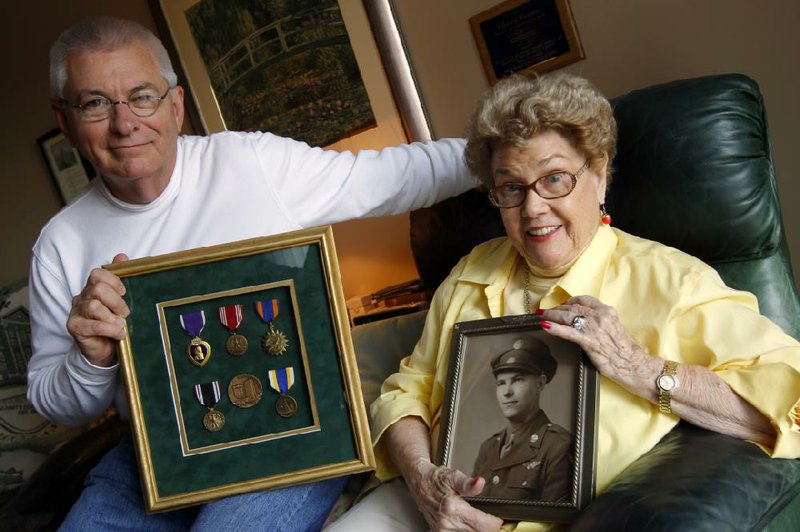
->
[262, 324, 289, 356]
[256, 299, 289, 356]
[187, 338, 212, 366]
[275, 394, 298, 418]
[228, 374, 263, 408]
[202, 409, 226, 431]
[225, 333, 249, 356]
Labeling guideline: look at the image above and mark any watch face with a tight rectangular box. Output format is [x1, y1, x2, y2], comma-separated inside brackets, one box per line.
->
[658, 374, 677, 391]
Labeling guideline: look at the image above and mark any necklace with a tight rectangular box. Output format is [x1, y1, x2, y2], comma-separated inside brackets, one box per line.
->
[523, 263, 532, 314]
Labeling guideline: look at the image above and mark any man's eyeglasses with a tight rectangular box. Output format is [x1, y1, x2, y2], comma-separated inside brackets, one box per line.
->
[61, 87, 173, 122]
[488, 160, 590, 208]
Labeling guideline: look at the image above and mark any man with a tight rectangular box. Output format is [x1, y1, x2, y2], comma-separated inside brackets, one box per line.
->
[27, 16, 473, 530]
[472, 338, 572, 502]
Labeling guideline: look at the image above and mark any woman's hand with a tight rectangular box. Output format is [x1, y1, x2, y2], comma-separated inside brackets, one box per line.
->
[386, 417, 502, 531]
[537, 295, 777, 446]
[538, 295, 661, 396]
[405, 459, 503, 532]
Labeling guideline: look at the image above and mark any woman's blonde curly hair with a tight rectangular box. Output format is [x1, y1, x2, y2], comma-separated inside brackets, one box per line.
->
[465, 72, 617, 190]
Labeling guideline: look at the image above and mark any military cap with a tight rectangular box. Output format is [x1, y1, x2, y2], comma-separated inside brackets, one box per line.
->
[491, 337, 557, 382]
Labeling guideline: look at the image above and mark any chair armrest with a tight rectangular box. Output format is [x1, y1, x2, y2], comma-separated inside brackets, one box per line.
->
[571, 423, 800, 531]
[351, 310, 428, 409]
[1, 415, 128, 529]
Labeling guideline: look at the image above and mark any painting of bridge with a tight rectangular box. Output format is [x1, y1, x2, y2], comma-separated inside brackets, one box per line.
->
[185, 0, 376, 146]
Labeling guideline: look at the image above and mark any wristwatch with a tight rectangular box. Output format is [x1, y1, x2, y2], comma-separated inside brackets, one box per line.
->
[656, 360, 679, 414]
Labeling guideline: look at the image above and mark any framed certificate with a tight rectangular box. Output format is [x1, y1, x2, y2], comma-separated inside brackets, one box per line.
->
[437, 314, 598, 523]
[470, 0, 585, 84]
[105, 226, 374, 512]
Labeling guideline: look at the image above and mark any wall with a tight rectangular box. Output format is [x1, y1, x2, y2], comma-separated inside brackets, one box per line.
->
[392, 0, 800, 288]
[1, 1, 798, 298]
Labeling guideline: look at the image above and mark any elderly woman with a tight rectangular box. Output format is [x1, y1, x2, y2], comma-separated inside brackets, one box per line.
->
[328, 72, 800, 531]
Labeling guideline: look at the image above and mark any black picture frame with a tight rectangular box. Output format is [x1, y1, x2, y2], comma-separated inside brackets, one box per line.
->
[37, 129, 95, 205]
[470, 0, 585, 84]
[437, 314, 598, 523]
[104, 226, 374, 512]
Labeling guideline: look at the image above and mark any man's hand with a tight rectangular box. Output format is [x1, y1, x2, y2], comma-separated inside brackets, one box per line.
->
[66, 253, 130, 367]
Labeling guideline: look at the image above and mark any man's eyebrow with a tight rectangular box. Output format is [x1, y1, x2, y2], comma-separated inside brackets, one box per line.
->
[75, 83, 159, 97]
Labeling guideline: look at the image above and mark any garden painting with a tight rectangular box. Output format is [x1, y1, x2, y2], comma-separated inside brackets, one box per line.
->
[185, 0, 376, 146]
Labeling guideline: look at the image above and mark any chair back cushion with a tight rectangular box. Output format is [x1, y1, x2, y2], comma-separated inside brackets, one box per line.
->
[410, 74, 800, 339]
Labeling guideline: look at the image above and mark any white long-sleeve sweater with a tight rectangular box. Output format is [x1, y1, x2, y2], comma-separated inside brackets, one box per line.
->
[28, 131, 471, 426]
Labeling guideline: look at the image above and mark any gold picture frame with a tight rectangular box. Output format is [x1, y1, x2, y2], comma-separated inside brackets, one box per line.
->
[149, 0, 431, 149]
[470, 0, 585, 84]
[105, 226, 374, 513]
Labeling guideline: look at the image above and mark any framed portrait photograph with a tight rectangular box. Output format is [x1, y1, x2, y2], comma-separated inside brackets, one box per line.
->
[437, 314, 598, 523]
[149, 0, 426, 148]
[470, 0, 585, 84]
[37, 129, 95, 205]
[105, 226, 374, 513]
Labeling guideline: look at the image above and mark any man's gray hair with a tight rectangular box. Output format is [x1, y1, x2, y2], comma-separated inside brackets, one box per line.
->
[50, 16, 177, 99]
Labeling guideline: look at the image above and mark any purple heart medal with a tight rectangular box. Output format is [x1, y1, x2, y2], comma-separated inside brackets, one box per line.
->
[180, 310, 212, 367]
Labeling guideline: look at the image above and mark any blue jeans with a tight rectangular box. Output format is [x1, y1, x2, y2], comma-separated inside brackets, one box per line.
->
[59, 437, 347, 531]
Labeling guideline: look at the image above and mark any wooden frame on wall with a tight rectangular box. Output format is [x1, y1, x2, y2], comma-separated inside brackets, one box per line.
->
[148, 0, 431, 148]
[470, 0, 585, 84]
[37, 129, 95, 205]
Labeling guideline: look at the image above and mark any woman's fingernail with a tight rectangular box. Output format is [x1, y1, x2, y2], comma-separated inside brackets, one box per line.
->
[541, 321, 552, 330]
[535, 308, 545, 315]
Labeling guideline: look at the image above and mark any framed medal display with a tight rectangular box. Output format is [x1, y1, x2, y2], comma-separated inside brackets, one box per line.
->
[105, 226, 374, 513]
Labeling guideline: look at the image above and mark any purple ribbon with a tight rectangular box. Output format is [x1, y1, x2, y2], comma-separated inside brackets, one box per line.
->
[180, 310, 206, 337]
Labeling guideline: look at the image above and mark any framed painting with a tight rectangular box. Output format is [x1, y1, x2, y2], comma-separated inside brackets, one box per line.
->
[437, 314, 598, 523]
[470, 0, 585, 84]
[105, 226, 374, 512]
[37, 129, 95, 205]
[149, 0, 430, 149]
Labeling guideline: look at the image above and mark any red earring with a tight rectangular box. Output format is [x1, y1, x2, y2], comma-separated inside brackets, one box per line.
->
[600, 204, 612, 225]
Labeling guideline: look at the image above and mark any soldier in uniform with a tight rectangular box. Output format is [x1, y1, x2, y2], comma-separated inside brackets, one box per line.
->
[472, 338, 573, 502]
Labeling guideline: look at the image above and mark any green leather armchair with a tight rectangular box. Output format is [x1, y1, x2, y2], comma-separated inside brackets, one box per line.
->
[398, 73, 800, 530]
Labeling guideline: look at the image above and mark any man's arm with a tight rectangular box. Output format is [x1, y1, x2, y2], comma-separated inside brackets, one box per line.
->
[254, 134, 474, 227]
[26, 254, 128, 426]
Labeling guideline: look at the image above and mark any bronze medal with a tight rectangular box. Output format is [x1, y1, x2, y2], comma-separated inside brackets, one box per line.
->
[225, 333, 249, 356]
[219, 304, 248, 356]
[268, 367, 297, 418]
[275, 394, 298, 418]
[202, 409, 226, 431]
[194, 381, 224, 432]
[228, 374, 263, 408]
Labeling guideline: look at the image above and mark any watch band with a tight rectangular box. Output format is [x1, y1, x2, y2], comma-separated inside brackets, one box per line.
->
[657, 360, 679, 414]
